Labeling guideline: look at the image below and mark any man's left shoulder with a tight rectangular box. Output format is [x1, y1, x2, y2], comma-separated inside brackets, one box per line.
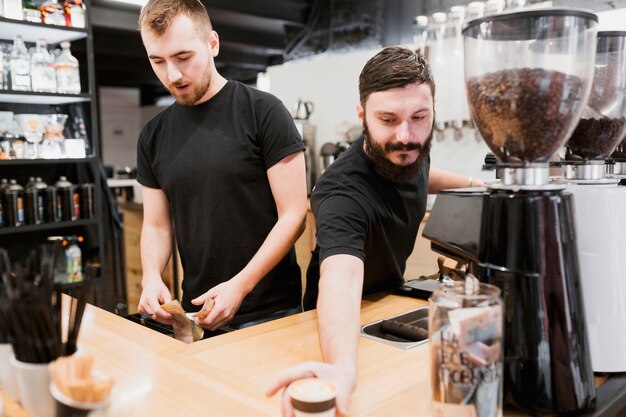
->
[232, 81, 282, 106]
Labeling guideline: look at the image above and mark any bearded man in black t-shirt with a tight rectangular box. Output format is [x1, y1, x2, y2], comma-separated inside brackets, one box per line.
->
[135, 0, 307, 330]
[267, 46, 482, 415]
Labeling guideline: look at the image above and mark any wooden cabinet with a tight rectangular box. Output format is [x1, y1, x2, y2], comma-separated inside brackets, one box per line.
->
[122, 203, 178, 314]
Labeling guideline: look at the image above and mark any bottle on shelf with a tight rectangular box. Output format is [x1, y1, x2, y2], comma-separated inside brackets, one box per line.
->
[31, 39, 56, 93]
[0, 43, 10, 90]
[427, 12, 449, 136]
[412, 15, 429, 58]
[0, 178, 8, 228]
[0, 47, 4, 90]
[22, 0, 41, 22]
[55, 175, 79, 221]
[2, 0, 23, 20]
[3, 179, 24, 227]
[65, 104, 89, 158]
[5, 132, 23, 158]
[0, 134, 16, 159]
[69, 103, 88, 139]
[72, 114, 87, 139]
[24, 176, 46, 224]
[40, 0, 66, 26]
[65, 235, 83, 282]
[485, 0, 506, 15]
[44, 184, 59, 222]
[55, 41, 80, 94]
[63, 0, 85, 28]
[9, 35, 31, 91]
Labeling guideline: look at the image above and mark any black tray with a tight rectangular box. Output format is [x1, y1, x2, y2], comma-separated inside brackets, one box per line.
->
[124, 313, 231, 339]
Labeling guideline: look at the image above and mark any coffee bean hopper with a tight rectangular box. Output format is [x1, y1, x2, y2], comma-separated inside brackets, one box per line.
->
[560, 31, 626, 373]
[423, 9, 598, 414]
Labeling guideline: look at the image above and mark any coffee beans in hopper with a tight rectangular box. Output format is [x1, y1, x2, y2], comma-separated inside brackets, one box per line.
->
[466, 68, 585, 163]
[566, 117, 626, 160]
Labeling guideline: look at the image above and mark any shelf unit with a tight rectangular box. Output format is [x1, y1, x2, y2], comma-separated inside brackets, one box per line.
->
[0, 16, 87, 43]
[0, 218, 98, 236]
[0, 3, 111, 308]
[0, 91, 91, 104]
[0, 156, 97, 165]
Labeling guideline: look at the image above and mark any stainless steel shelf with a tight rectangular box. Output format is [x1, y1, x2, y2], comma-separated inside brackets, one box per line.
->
[0, 17, 87, 44]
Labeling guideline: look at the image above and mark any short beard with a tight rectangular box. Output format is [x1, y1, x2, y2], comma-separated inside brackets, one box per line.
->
[169, 70, 212, 106]
[363, 120, 433, 183]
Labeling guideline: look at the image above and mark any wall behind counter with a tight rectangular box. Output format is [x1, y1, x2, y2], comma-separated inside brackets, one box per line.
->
[99, 53, 494, 184]
[99, 87, 164, 171]
[266, 48, 493, 183]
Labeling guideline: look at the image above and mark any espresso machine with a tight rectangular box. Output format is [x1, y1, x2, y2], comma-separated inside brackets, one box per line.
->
[559, 31, 626, 373]
[424, 9, 598, 414]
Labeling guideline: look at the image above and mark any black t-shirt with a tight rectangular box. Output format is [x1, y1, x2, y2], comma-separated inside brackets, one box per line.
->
[304, 136, 430, 310]
[137, 80, 305, 325]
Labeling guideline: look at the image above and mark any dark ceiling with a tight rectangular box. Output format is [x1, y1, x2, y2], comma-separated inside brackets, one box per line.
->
[90, 0, 386, 104]
[90, 0, 626, 104]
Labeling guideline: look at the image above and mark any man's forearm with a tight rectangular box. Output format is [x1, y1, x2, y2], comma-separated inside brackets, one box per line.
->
[428, 166, 481, 194]
[232, 210, 305, 293]
[317, 256, 364, 375]
[140, 223, 174, 282]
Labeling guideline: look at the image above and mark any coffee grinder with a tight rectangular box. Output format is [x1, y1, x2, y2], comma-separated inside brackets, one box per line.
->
[559, 31, 626, 373]
[611, 135, 626, 175]
[424, 9, 598, 414]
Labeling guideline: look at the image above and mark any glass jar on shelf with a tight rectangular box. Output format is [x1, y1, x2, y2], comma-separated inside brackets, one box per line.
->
[40, 0, 66, 26]
[505, 0, 526, 10]
[22, 0, 42, 22]
[0, 43, 11, 90]
[15, 113, 43, 158]
[55, 41, 81, 94]
[9, 36, 31, 92]
[446, 5, 468, 137]
[485, 0, 505, 15]
[428, 12, 449, 137]
[31, 39, 56, 93]
[413, 15, 429, 58]
[41, 113, 68, 159]
[11, 134, 25, 159]
[2, 0, 23, 20]
[0, 134, 16, 160]
[466, 2, 485, 21]
[63, 0, 85, 28]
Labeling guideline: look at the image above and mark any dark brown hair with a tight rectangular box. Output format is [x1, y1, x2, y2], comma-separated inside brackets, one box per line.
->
[139, 0, 212, 37]
[359, 46, 435, 105]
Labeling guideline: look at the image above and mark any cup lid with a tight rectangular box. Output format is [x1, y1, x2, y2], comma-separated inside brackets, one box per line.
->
[288, 378, 336, 413]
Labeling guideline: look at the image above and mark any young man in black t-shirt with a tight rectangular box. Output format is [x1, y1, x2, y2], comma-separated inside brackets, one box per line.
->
[267, 47, 482, 415]
[135, 0, 307, 330]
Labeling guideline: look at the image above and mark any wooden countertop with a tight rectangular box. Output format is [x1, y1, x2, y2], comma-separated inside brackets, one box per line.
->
[65, 293, 539, 417]
[5, 293, 617, 416]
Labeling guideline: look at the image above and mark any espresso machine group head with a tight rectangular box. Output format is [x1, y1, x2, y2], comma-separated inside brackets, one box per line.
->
[426, 8, 599, 415]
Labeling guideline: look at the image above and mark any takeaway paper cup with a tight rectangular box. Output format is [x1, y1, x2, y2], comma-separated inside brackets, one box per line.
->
[288, 378, 337, 417]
